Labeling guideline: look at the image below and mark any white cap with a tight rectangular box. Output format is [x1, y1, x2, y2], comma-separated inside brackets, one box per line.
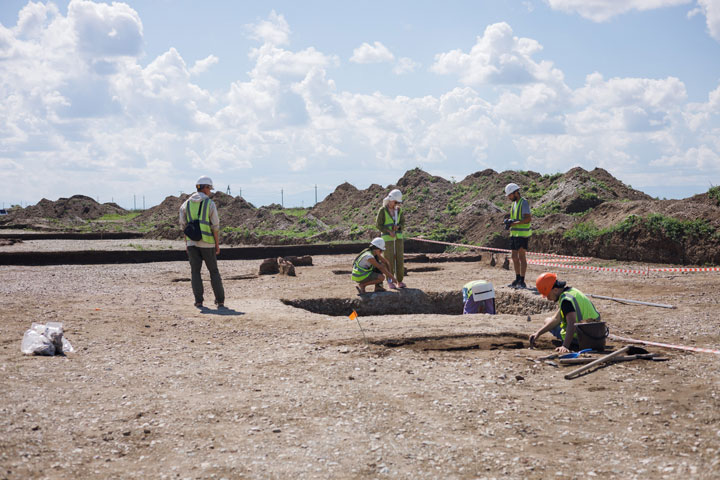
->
[386, 189, 402, 203]
[370, 237, 386, 250]
[504, 183, 520, 196]
[196, 176, 214, 188]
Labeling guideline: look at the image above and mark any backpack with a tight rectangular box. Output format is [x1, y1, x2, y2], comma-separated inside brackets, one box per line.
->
[183, 200, 206, 241]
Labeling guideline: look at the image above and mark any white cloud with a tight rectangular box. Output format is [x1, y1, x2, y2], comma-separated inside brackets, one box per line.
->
[2, 4, 719, 205]
[545, 0, 692, 22]
[431, 22, 564, 86]
[651, 143, 720, 170]
[693, 0, 720, 41]
[190, 55, 219, 75]
[245, 10, 290, 46]
[393, 57, 420, 75]
[350, 41, 395, 64]
[69, 0, 143, 57]
[289, 156, 307, 171]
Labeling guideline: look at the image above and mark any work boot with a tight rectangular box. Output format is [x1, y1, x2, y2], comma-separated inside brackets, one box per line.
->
[507, 279, 519, 288]
[517, 280, 527, 289]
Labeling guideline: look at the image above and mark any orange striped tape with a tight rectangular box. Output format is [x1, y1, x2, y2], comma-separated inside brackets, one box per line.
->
[411, 237, 718, 275]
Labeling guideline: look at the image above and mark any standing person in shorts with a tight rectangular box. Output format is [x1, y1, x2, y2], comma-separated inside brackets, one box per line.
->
[179, 175, 225, 309]
[504, 183, 532, 289]
[351, 238, 398, 295]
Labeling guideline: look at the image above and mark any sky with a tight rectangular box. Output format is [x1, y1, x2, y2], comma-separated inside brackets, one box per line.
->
[1, 0, 720, 210]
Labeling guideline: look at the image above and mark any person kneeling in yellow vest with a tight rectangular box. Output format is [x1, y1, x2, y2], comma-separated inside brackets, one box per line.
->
[351, 238, 398, 295]
[529, 272, 601, 353]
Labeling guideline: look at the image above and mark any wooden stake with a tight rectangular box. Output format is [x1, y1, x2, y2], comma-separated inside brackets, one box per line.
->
[564, 346, 631, 380]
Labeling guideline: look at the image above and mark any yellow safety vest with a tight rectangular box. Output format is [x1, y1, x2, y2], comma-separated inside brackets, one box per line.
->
[351, 248, 376, 282]
[510, 197, 531, 238]
[381, 208, 403, 242]
[558, 288, 600, 340]
[186, 199, 215, 244]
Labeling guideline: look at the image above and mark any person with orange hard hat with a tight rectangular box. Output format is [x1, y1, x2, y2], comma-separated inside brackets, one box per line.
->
[529, 272, 601, 353]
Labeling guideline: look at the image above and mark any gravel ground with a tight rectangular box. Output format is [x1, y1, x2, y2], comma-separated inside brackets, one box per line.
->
[0, 238, 185, 252]
[1, 241, 719, 479]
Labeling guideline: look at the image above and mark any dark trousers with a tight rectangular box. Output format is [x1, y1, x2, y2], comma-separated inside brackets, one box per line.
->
[187, 246, 225, 305]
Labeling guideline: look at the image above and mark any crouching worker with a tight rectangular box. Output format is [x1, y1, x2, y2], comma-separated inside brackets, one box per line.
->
[462, 280, 496, 314]
[529, 272, 600, 353]
[351, 238, 398, 295]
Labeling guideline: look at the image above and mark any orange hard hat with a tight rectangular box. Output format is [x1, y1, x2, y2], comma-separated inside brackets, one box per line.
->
[536, 272, 557, 298]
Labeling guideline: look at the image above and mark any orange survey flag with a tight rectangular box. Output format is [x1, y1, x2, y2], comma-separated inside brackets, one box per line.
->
[348, 310, 358, 320]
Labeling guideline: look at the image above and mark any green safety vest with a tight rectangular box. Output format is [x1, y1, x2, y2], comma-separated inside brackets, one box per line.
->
[351, 248, 376, 282]
[510, 197, 531, 238]
[186, 199, 215, 244]
[381, 208, 403, 242]
[558, 287, 600, 340]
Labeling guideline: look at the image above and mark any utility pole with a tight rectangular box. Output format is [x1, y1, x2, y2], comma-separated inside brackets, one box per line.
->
[143, 196, 145, 210]
[133, 195, 136, 210]
[315, 184, 317, 205]
[281, 189, 284, 208]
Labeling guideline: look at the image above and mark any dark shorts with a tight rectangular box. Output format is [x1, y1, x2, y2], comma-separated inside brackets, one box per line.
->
[510, 236, 529, 251]
[355, 271, 382, 283]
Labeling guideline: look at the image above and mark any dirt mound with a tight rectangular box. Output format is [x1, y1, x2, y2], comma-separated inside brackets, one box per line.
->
[133, 192, 259, 240]
[0, 195, 127, 229]
[6, 168, 719, 265]
[531, 197, 720, 265]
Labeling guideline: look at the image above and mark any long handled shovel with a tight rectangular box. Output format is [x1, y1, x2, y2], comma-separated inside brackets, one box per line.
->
[564, 345, 631, 380]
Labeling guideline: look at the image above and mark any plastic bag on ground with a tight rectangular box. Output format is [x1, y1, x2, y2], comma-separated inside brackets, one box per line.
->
[21, 328, 55, 356]
[20, 322, 73, 356]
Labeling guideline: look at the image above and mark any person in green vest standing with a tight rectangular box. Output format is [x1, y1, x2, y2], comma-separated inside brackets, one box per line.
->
[179, 175, 225, 309]
[529, 272, 601, 353]
[376, 189, 406, 289]
[504, 183, 532, 289]
[351, 237, 398, 294]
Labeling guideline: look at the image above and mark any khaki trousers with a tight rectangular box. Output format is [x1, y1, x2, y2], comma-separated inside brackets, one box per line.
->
[383, 238, 405, 282]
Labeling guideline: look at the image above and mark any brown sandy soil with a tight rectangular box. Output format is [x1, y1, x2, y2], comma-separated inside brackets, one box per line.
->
[1, 242, 720, 479]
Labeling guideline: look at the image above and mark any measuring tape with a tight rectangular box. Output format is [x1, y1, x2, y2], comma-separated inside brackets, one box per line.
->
[609, 334, 720, 356]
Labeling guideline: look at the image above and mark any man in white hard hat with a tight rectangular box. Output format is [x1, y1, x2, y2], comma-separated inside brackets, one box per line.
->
[351, 237, 398, 294]
[376, 188, 407, 289]
[504, 183, 532, 289]
[179, 175, 225, 308]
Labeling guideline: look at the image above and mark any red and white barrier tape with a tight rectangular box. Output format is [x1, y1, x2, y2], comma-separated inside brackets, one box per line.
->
[526, 260, 650, 275]
[409, 237, 591, 262]
[609, 334, 720, 356]
[411, 237, 719, 275]
[649, 266, 720, 273]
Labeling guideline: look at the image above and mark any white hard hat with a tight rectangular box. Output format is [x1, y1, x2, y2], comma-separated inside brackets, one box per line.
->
[504, 183, 520, 196]
[370, 237, 386, 250]
[196, 176, 214, 188]
[387, 189, 403, 203]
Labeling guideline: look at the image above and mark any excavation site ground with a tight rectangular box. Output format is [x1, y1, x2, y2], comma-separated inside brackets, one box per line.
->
[1, 238, 720, 479]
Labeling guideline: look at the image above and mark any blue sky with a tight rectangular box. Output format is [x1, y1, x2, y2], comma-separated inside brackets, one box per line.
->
[1, 0, 720, 209]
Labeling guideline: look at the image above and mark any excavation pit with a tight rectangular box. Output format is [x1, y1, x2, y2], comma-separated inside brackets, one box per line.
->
[371, 333, 530, 352]
[331, 266, 443, 275]
[282, 289, 553, 317]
